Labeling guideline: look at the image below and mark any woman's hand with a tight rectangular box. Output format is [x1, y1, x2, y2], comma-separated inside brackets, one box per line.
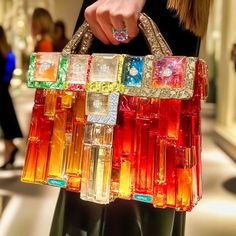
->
[85, 0, 146, 45]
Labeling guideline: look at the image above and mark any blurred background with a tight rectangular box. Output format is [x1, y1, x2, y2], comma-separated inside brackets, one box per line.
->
[1, 0, 236, 235]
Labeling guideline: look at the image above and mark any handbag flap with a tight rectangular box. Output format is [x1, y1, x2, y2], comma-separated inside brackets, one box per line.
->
[124, 56, 198, 99]
[28, 52, 207, 100]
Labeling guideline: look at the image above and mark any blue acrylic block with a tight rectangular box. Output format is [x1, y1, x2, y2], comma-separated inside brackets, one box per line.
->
[122, 56, 144, 87]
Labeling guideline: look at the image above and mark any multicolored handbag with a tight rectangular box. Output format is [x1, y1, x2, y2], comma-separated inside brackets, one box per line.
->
[21, 13, 208, 211]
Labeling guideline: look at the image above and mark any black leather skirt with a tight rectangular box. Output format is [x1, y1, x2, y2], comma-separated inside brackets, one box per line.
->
[50, 190, 185, 236]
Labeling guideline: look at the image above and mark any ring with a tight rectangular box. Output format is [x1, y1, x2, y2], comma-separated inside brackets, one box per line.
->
[112, 27, 128, 42]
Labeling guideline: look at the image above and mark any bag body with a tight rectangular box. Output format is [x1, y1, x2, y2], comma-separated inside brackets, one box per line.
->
[21, 14, 208, 212]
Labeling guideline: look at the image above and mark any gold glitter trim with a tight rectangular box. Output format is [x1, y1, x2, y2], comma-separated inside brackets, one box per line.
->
[86, 82, 125, 93]
[62, 14, 173, 57]
[138, 13, 173, 57]
[123, 56, 197, 99]
[79, 28, 93, 54]
[62, 21, 89, 56]
[198, 58, 209, 101]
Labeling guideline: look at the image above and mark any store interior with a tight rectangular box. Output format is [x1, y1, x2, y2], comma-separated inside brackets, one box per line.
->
[1, 0, 236, 235]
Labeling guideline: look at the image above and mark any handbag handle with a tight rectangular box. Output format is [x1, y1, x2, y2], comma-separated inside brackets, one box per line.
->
[62, 13, 173, 57]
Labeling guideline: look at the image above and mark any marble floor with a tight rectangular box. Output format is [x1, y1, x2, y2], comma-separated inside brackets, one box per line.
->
[0, 84, 236, 236]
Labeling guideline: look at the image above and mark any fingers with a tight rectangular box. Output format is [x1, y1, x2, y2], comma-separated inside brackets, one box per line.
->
[96, 7, 121, 45]
[110, 13, 139, 43]
[85, 0, 144, 45]
[85, 3, 110, 45]
[123, 12, 139, 39]
[110, 14, 125, 30]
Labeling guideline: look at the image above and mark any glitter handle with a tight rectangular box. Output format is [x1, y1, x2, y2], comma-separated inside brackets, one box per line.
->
[62, 13, 173, 57]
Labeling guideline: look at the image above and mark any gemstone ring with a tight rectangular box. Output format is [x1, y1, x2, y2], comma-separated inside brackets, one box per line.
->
[112, 26, 128, 42]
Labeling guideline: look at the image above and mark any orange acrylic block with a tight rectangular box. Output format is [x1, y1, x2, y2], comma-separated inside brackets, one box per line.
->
[35, 117, 54, 183]
[61, 91, 74, 108]
[44, 89, 58, 117]
[175, 147, 194, 211]
[21, 141, 39, 183]
[72, 92, 86, 122]
[119, 158, 132, 198]
[33, 53, 60, 82]
[67, 176, 81, 192]
[47, 109, 67, 181]
[153, 139, 167, 208]
[28, 105, 44, 141]
[65, 122, 85, 175]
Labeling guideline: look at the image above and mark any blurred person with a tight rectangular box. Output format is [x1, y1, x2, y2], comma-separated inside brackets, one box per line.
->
[31, 8, 54, 52]
[0, 26, 23, 169]
[53, 20, 69, 52]
[50, 0, 211, 236]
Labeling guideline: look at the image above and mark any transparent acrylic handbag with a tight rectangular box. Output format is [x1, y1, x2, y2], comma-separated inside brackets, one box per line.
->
[21, 13, 208, 211]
